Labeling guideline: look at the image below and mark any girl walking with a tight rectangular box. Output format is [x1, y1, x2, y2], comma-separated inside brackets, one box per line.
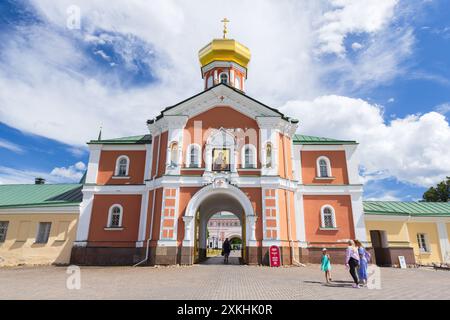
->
[355, 239, 370, 286]
[320, 248, 332, 283]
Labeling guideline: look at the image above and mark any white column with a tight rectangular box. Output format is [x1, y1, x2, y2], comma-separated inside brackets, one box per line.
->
[350, 191, 368, 244]
[74, 190, 94, 246]
[436, 222, 450, 263]
[85, 145, 101, 184]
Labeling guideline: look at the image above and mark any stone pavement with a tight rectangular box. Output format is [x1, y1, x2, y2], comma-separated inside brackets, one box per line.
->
[0, 261, 449, 300]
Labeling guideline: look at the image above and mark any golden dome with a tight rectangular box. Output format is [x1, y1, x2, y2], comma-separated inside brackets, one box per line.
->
[198, 38, 251, 68]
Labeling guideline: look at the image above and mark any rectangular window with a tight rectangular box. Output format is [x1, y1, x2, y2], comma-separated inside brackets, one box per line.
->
[0, 221, 9, 242]
[417, 233, 429, 253]
[36, 222, 52, 244]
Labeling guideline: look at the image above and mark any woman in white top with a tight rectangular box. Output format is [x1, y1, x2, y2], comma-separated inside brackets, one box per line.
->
[345, 240, 360, 288]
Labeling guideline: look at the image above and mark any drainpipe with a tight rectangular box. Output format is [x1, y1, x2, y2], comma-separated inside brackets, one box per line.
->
[282, 120, 305, 267]
[134, 125, 162, 267]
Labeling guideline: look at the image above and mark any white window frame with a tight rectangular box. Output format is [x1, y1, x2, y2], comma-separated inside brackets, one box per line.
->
[316, 156, 332, 178]
[320, 205, 337, 229]
[115, 155, 130, 177]
[417, 233, 431, 253]
[219, 72, 229, 85]
[35, 222, 52, 244]
[107, 204, 124, 228]
[241, 144, 257, 169]
[186, 143, 201, 168]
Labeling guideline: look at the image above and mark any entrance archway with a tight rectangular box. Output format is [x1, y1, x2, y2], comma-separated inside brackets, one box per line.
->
[182, 183, 257, 264]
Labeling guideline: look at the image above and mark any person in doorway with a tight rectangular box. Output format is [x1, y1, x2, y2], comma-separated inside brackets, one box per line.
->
[222, 238, 231, 264]
[345, 240, 360, 288]
[355, 239, 370, 286]
[320, 248, 332, 284]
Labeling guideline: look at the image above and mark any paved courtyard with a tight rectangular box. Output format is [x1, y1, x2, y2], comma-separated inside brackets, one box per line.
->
[1, 258, 449, 300]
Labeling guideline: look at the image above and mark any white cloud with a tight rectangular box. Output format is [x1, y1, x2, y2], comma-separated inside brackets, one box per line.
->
[435, 102, 450, 115]
[0, 161, 85, 184]
[50, 161, 86, 181]
[282, 95, 450, 186]
[316, 0, 399, 55]
[351, 42, 363, 51]
[0, 138, 24, 154]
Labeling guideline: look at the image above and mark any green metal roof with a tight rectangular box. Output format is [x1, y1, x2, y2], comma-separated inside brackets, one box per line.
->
[363, 201, 450, 217]
[88, 134, 152, 145]
[0, 184, 82, 209]
[293, 134, 357, 145]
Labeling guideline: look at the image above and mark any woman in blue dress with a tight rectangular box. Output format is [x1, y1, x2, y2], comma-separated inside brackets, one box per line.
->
[320, 248, 332, 283]
[355, 240, 370, 286]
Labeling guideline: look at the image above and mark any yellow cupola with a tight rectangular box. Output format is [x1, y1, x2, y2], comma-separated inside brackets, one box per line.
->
[198, 19, 251, 92]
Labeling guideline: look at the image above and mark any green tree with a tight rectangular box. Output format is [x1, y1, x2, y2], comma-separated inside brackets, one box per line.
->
[422, 177, 450, 202]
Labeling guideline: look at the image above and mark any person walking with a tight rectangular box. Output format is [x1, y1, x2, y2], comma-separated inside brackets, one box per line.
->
[355, 239, 370, 286]
[320, 248, 332, 284]
[345, 240, 360, 288]
[222, 238, 231, 264]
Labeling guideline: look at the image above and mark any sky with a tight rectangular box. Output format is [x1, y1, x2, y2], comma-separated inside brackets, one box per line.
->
[0, 0, 449, 201]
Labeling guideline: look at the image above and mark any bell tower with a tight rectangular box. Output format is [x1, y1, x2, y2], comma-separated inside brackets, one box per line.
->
[198, 18, 251, 92]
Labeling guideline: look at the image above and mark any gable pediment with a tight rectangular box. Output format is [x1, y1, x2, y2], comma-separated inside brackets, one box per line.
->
[161, 84, 283, 121]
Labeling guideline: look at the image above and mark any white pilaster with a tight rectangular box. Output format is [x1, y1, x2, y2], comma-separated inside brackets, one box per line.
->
[85, 145, 102, 184]
[294, 191, 307, 246]
[182, 216, 194, 247]
[350, 191, 368, 244]
[345, 145, 361, 185]
[74, 190, 94, 246]
[436, 222, 450, 263]
[136, 190, 149, 247]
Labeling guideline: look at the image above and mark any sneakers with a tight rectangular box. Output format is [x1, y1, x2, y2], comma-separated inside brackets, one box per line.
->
[352, 284, 360, 288]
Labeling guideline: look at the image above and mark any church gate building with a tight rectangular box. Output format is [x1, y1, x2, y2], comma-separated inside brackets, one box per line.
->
[71, 28, 367, 266]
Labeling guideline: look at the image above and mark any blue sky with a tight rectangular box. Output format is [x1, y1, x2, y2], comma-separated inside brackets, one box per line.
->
[0, 0, 449, 201]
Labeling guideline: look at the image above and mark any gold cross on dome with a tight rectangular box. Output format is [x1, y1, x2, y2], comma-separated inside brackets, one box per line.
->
[221, 18, 230, 39]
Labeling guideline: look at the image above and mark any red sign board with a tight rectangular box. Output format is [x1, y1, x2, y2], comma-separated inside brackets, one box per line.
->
[269, 245, 281, 267]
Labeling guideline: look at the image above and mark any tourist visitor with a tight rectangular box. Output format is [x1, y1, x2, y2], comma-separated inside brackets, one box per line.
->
[320, 248, 332, 284]
[355, 239, 370, 286]
[222, 238, 231, 264]
[345, 240, 360, 288]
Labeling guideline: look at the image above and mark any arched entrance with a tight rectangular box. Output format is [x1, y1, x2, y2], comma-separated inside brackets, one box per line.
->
[182, 182, 257, 265]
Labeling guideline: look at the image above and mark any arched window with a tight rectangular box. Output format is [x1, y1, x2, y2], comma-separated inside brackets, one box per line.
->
[220, 72, 228, 85]
[265, 142, 273, 168]
[169, 142, 178, 167]
[316, 156, 332, 178]
[186, 144, 201, 168]
[108, 205, 123, 228]
[207, 75, 213, 88]
[115, 156, 129, 176]
[321, 205, 336, 229]
[242, 145, 256, 169]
